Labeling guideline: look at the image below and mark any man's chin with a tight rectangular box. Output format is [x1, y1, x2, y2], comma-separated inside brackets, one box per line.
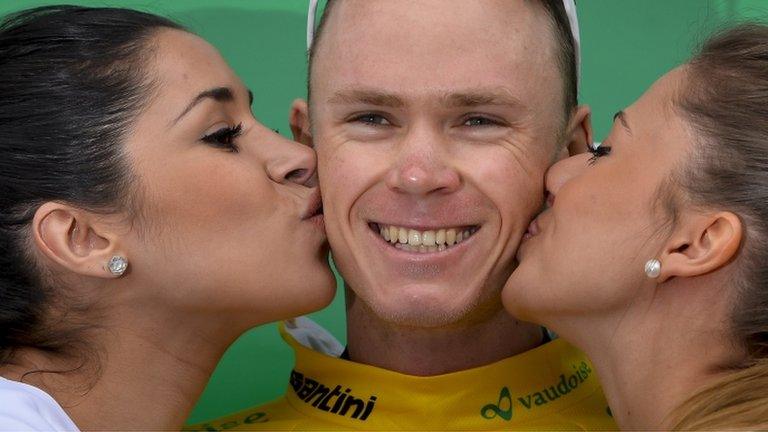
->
[358, 287, 482, 328]
[373, 306, 470, 328]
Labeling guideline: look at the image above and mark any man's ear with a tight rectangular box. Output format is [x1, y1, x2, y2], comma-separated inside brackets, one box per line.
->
[32, 202, 126, 279]
[565, 105, 593, 157]
[289, 98, 313, 147]
[657, 211, 743, 282]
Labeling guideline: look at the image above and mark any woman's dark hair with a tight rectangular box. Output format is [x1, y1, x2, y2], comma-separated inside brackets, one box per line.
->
[668, 23, 768, 429]
[0, 6, 183, 366]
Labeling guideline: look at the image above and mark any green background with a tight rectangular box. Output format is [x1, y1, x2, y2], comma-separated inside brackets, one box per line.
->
[0, 0, 765, 423]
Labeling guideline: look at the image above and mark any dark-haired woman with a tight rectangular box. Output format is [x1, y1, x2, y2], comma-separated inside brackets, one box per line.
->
[0, 6, 335, 431]
[503, 24, 768, 430]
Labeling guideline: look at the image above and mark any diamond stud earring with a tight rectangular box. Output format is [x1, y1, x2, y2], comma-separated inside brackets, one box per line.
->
[644, 259, 661, 279]
[107, 256, 128, 276]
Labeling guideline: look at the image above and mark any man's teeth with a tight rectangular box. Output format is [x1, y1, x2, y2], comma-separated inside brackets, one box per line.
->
[376, 225, 477, 253]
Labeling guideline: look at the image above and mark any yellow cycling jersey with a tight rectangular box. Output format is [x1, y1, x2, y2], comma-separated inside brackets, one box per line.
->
[186, 319, 616, 431]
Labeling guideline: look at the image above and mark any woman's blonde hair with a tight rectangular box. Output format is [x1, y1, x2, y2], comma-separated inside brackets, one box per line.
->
[672, 361, 768, 429]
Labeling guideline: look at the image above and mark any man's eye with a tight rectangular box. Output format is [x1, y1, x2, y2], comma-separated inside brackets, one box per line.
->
[352, 114, 391, 126]
[463, 116, 500, 127]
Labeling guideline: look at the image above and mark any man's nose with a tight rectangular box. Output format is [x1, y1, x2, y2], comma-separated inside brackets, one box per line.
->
[266, 134, 317, 186]
[545, 153, 591, 200]
[385, 129, 461, 196]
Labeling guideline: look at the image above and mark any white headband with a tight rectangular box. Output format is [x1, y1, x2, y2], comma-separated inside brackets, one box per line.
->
[306, 0, 581, 89]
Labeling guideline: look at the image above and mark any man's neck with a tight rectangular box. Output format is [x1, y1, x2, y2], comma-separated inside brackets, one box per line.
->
[345, 297, 544, 376]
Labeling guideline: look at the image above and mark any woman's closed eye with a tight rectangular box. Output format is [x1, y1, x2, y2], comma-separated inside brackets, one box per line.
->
[201, 123, 243, 152]
[587, 143, 611, 165]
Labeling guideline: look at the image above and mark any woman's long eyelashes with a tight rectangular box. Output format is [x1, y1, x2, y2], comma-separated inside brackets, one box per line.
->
[201, 123, 243, 152]
[587, 144, 612, 165]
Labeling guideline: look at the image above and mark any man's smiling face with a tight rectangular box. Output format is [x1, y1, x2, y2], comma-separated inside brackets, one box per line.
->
[307, 0, 568, 326]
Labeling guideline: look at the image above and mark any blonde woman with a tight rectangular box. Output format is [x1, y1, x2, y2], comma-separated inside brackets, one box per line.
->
[504, 24, 768, 430]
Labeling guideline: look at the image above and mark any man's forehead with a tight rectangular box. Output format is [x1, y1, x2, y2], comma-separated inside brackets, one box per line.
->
[314, 45, 556, 111]
[312, 1, 556, 80]
[327, 0, 545, 41]
[308, 0, 582, 101]
[308, 0, 573, 120]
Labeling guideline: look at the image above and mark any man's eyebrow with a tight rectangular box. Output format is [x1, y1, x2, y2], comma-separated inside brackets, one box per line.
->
[326, 88, 526, 111]
[614, 110, 631, 134]
[327, 89, 405, 108]
[443, 89, 525, 110]
[173, 86, 252, 125]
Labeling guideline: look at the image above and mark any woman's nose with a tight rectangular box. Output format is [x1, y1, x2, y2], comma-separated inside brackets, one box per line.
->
[266, 134, 317, 186]
[545, 153, 591, 200]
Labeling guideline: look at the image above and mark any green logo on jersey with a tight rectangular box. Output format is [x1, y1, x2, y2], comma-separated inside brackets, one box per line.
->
[481, 386, 513, 420]
[481, 361, 593, 421]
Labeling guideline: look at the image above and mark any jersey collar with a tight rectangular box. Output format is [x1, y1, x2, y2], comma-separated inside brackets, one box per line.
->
[280, 320, 604, 429]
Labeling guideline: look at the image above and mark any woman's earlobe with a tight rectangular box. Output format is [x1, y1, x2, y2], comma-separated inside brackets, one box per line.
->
[657, 211, 743, 282]
[33, 202, 126, 279]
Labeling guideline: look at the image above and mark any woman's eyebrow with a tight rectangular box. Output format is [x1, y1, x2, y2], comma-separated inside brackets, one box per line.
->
[614, 110, 631, 135]
[172, 86, 240, 125]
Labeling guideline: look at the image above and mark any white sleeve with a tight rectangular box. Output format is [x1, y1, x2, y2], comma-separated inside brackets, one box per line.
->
[0, 415, 61, 432]
[0, 380, 79, 431]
